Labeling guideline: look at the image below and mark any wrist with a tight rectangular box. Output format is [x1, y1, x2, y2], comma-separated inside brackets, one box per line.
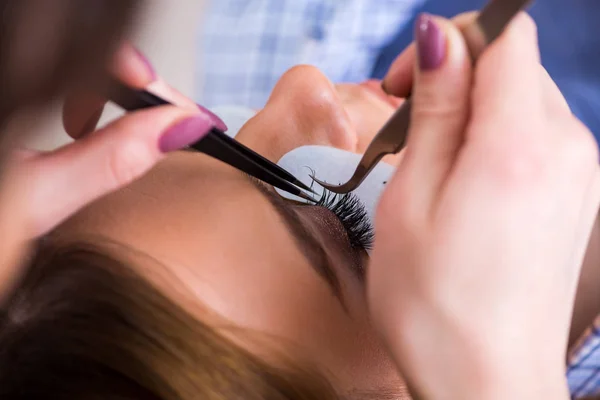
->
[405, 361, 570, 400]
[384, 325, 570, 400]
[464, 365, 569, 400]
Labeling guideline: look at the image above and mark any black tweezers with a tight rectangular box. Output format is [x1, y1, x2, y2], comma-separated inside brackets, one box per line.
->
[107, 81, 316, 202]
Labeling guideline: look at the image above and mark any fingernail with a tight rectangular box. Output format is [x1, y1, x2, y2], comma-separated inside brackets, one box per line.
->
[415, 14, 446, 71]
[197, 104, 228, 132]
[132, 46, 157, 81]
[79, 108, 104, 138]
[159, 116, 213, 153]
[381, 80, 390, 95]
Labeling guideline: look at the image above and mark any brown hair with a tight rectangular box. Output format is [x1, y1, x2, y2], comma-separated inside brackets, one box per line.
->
[0, 4, 384, 398]
[0, 241, 339, 399]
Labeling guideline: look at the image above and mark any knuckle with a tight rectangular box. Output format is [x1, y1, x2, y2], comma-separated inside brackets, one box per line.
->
[513, 12, 538, 39]
[412, 93, 465, 124]
[560, 122, 599, 173]
[481, 136, 550, 187]
[105, 138, 154, 188]
[452, 11, 479, 29]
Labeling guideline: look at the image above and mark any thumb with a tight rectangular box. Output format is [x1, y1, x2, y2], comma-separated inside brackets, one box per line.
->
[22, 107, 213, 236]
[395, 14, 472, 214]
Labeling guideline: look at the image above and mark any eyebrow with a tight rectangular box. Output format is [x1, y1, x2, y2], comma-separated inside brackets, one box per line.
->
[246, 177, 343, 300]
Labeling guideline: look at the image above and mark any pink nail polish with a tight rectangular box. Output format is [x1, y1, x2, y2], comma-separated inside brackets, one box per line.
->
[132, 46, 157, 81]
[159, 116, 213, 153]
[416, 14, 446, 71]
[197, 104, 228, 132]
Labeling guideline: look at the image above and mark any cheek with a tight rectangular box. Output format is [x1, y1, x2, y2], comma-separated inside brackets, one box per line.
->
[334, 85, 405, 166]
[345, 101, 392, 151]
[336, 85, 397, 153]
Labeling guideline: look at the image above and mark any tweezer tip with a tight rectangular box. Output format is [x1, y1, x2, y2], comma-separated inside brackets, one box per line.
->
[310, 176, 332, 189]
[311, 176, 356, 194]
[293, 179, 318, 194]
[297, 190, 318, 203]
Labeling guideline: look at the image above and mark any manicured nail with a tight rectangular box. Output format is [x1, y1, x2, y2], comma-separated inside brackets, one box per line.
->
[381, 80, 391, 95]
[197, 104, 228, 132]
[415, 14, 446, 71]
[132, 46, 157, 81]
[159, 116, 213, 153]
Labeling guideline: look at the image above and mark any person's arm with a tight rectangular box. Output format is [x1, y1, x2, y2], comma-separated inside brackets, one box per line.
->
[369, 12, 596, 399]
[0, 44, 218, 301]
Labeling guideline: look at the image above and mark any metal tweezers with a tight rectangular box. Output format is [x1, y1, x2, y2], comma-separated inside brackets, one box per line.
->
[314, 0, 533, 193]
[108, 82, 317, 202]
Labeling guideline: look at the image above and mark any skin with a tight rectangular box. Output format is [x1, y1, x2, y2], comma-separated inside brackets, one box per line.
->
[4, 12, 598, 398]
[0, 44, 205, 301]
[47, 61, 600, 398]
[51, 66, 410, 397]
[373, 13, 600, 399]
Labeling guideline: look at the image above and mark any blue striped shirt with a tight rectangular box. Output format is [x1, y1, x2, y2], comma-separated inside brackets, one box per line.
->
[197, 0, 424, 109]
[569, 316, 600, 398]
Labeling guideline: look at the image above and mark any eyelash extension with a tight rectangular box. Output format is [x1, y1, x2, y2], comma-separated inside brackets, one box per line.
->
[316, 189, 374, 251]
[244, 171, 373, 251]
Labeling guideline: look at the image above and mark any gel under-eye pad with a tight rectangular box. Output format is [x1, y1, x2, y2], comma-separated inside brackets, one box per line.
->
[276, 145, 395, 224]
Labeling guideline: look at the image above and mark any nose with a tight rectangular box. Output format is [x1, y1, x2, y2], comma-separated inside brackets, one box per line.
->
[236, 65, 358, 162]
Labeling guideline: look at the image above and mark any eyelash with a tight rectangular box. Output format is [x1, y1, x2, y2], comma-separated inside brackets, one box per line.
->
[316, 189, 374, 251]
[244, 172, 373, 251]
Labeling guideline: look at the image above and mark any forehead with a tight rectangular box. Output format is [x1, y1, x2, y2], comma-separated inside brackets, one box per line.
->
[48, 151, 402, 393]
[52, 151, 339, 321]
[54, 152, 296, 261]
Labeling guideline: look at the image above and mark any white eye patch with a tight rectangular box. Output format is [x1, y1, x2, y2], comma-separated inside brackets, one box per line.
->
[276, 145, 395, 225]
[217, 107, 396, 246]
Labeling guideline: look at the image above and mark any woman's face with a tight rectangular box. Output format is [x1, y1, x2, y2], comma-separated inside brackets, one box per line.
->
[54, 66, 408, 397]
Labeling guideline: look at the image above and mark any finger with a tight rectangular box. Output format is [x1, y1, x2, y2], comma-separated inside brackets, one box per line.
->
[62, 92, 106, 139]
[63, 42, 157, 139]
[63, 45, 227, 139]
[555, 121, 600, 321]
[12, 148, 39, 161]
[393, 14, 472, 213]
[381, 43, 416, 98]
[111, 44, 223, 124]
[25, 107, 214, 236]
[540, 66, 571, 115]
[147, 78, 197, 110]
[469, 13, 544, 139]
[382, 12, 478, 97]
[109, 42, 157, 88]
[146, 79, 228, 131]
[359, 80, 404, 108]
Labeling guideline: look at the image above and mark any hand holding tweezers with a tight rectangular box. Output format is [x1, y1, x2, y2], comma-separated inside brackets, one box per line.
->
[107, 82, 317, 202]
[314, 0, 533, 194]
